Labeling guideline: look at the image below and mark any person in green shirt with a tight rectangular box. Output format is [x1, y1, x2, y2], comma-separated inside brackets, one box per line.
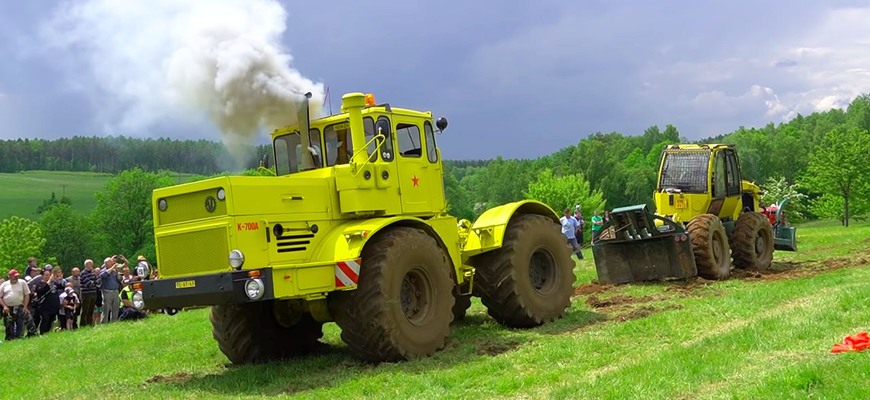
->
[591, 210, 604, 243]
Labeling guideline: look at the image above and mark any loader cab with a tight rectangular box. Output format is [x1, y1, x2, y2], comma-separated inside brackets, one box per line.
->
[655, 144, 745, 222]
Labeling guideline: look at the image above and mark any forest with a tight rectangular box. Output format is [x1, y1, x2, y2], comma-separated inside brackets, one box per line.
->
[1, 94, 869, 275]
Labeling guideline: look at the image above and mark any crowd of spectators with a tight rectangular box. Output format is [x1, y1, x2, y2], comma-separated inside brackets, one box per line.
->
[1, 255, 153, 342]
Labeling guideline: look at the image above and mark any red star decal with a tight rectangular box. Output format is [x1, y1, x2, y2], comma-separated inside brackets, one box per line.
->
[412, 175, 419, 187]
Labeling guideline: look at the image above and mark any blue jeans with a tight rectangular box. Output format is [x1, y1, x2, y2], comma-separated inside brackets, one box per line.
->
[3, 306, 26, 340]
[567, 237, 583, 258]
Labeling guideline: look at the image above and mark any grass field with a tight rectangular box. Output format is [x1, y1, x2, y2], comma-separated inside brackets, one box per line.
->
[0, 170, 200, 220]
[2, 220, 869, 399]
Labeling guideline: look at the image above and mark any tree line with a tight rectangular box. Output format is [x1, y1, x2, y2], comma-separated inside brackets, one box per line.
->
[2, 94, 870, 277]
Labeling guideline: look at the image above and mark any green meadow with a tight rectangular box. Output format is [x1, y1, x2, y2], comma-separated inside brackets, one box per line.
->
[2, 219, 868, 399]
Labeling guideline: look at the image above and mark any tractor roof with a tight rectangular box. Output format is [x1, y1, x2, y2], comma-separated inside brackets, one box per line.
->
[664, 143, 735, 152]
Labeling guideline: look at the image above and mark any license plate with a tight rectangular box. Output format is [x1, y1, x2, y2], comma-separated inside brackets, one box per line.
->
[175, 280, 196, 289]
[675, 198, 687, 209]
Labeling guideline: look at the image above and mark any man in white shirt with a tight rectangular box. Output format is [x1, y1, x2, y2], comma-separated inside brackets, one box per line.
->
[559, 208, 583, 260]
[1, 269, 31, 340]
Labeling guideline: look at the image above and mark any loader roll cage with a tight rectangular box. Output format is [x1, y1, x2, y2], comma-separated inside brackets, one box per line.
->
[658, 151, 710, 193]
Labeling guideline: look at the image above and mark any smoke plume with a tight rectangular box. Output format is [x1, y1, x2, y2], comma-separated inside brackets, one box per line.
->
[40, 0, 325, 168]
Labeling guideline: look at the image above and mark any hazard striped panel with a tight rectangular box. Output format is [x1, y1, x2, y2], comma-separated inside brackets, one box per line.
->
[335, 258, 361, 288]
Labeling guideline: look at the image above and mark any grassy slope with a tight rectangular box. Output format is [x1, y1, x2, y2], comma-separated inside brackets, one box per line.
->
[0, 170, 200, 220]
[0, 171, 112, 220]
[2, 220, 869, 400]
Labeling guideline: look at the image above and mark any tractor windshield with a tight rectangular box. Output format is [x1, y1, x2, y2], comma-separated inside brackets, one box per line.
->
[273, 128, 322, 176]
[659, 151, 710, 193]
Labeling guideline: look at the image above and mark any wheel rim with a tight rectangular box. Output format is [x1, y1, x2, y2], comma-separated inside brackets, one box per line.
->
[528, 247, 557, 294]
[400, 267, 434, 325]
[755, 233, 765, 255]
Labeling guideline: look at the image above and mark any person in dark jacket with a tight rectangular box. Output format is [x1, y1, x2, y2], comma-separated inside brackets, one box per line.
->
[79, 259, 99, 327]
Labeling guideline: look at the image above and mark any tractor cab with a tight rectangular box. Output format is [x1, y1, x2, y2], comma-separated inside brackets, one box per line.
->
[269, 92, 448, 218]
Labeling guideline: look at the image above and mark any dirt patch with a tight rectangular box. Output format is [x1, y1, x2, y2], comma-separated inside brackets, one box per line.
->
[474, 338, 523, 356]
[611, 304, 684, 322]
[731, 256, 868, 282]
[574, 282, 613, 296]
[146, 372, 192, 384]
[585, 294, 661, 308]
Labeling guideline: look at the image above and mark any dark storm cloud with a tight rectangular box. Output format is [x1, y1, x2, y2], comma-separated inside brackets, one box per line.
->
[2, 1, 870, 160]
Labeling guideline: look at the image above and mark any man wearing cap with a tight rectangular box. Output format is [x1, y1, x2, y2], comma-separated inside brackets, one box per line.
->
[134, 256, 151, 280]
[1, 269, 31, 340]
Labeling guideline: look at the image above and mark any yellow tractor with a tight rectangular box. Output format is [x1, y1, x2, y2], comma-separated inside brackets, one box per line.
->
[141, 92, 575, 364]
[592, 144, 797, 284]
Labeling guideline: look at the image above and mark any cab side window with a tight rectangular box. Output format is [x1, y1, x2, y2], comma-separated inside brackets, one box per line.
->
[424, 121, 438, 163]
[725, 150, 741, 195]
[375, 116, 394, 161]
[324, 123, 352, 166]
[396, 123, 422, 158]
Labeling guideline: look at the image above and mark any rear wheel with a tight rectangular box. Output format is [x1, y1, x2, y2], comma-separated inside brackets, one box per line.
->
[687, 214, 731, 280]
[329, 227, 454, 362]
[210, 301, 324, 364]
[731, 212, 774, 271]
[452, 294, 472, 321]
[474, 214, 574, 328]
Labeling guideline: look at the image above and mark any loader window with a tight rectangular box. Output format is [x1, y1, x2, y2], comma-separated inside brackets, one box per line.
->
[725, 150, 741, 196]
[712, 152, 727, 198]
[659, 152, 709, 193]
[396, 123, 422, 158]
[375, 116, 394, 161]
[324, 122, 352, 166]
[424, 121, 438, 163]
[273, 128, 322, 176]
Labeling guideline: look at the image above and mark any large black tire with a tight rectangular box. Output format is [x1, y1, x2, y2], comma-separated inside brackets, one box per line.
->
[452, 294, 472, 321]
[329, 227, 454, 362]
[687, 214, 731, 280]
[731, 212, 775, 271]
[473, 214, 574, 328]
[210, 301, 323, 364]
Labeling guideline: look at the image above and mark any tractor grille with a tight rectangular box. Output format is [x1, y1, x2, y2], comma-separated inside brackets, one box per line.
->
[157, 226, 229, 277]
[660, 152, 709, 193]
[275, 233, 314, 253]
[157, 189, 227, 225]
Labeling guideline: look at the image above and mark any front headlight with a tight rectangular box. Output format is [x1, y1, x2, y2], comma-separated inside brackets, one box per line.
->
[245, 278, 265, 300]
[132, 291, 145, 310]
[217, 188, 226, 201]
[229, 250, 245, 269]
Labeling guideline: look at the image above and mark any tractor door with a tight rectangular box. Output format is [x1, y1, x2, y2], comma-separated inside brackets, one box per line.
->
[394, 116, 437, 215]
[713, 148, 744, 218]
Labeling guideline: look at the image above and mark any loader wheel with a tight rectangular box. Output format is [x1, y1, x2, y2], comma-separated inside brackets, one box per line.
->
[210, 301, 324, 364]
[731, 212, 774, 271]
[329, 227, 454, 362]
[474, 214, 574, 328]
[687, 214, 731, 280]
[452, 294, 472, 321]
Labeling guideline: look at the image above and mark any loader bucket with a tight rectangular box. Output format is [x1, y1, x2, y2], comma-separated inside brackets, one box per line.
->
[592, 204, 697, 284]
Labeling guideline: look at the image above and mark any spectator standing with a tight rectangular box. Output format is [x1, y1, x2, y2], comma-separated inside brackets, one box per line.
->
[560, 208, 583, 260]
[79, 260, 98, 327]
[23, 257, 38, 279]
[135, 256, 151, 279]
[1, 269, 31, 340]
[574, 206, 586, 247]
[59, 286, 79, 330]
[100, 256, 122, 323]
[33, 269, 60, 334]
[591, 210, 604, 244]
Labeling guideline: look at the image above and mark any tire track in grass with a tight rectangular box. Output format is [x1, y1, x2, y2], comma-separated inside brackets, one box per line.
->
[580, 280, 861, 386]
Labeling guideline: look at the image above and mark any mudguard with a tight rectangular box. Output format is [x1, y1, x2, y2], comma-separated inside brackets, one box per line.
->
[461, 200, 559, 258]
[309, 216, 429, 263]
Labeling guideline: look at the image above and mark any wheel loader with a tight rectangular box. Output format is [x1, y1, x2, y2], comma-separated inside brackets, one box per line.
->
[139, 92, 575, 364]
[592, 143, 798, 284]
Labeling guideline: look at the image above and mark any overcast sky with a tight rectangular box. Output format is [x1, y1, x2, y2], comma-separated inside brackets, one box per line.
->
[2, 1, 870, 160]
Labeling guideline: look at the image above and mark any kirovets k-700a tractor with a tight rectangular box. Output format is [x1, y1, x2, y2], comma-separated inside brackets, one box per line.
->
[592, 143, 797, 284]
[141, 92, 576, 364]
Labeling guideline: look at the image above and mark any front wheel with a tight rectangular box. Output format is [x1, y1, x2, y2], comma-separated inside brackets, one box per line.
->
[687, 214, 731, 280]
[473, 214, 575, 328]
[210, 301, 324, 364]
[329, 227, 455, 362]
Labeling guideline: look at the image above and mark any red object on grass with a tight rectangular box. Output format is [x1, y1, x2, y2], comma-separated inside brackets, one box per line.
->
[831, 331, 870, 353]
